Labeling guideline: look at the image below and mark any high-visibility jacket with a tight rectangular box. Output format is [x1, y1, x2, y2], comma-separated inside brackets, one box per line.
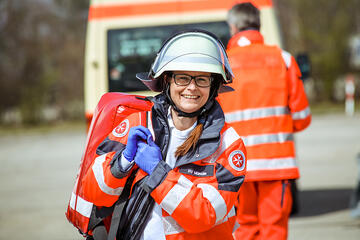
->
[217, 30, 311, 182]
[82, 93, 247, 239]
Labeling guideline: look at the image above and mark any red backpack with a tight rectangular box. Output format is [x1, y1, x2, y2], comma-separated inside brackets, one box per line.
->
[65, 92, 153, 237]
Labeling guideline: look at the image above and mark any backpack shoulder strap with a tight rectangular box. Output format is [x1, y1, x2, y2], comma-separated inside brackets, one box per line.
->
[106, 168, 138, 240]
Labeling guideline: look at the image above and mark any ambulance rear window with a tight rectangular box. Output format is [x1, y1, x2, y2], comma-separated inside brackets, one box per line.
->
[107, 21, 230, 92]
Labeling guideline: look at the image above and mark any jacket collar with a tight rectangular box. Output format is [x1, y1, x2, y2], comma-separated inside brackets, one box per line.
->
[227, 30, 264, 49]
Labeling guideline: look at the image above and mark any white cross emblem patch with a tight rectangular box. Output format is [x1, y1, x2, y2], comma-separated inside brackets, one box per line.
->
[228, 150, 245, 171]
[112, 119, 130, 137]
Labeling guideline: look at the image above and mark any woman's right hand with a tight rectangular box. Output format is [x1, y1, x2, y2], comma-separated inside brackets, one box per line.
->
[122, 126, 153, 162]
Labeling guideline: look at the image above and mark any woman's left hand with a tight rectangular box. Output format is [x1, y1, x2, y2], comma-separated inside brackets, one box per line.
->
[134, 137, 162, 174]
[122, 126, 153, 161]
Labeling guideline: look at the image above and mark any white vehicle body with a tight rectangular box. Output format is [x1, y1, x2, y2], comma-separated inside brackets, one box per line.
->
[84, 0, 282, 125]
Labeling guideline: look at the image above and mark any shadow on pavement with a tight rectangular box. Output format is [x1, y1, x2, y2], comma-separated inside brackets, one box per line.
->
[291, 188, 353, 218]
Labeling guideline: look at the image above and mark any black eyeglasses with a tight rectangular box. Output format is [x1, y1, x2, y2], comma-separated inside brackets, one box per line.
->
[172, 73, 212, 88]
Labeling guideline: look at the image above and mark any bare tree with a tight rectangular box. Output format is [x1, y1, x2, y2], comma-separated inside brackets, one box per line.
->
[274, 0, 359, 101]
[0, 0, 88, 124]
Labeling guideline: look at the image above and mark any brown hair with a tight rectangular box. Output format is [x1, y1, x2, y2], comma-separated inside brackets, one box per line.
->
[175, 123, 204, 158]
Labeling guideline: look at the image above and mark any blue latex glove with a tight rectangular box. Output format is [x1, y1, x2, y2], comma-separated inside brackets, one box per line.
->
[123, 126, 153, 162]
[134, 136, 162, 175]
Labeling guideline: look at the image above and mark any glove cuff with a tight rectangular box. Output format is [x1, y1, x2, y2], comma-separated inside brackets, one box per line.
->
[110, 151, 134, 179]
[122, 150, 133, 162]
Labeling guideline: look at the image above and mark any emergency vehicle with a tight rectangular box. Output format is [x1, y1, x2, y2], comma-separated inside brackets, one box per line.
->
[84, 0, 282, 126]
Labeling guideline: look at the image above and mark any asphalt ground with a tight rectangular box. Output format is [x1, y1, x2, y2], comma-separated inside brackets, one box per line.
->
[288, 113, 360, 239]
[0, 113, 359, 239]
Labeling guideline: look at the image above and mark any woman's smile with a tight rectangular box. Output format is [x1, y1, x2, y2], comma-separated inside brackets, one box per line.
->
[181, 94, 199, 100]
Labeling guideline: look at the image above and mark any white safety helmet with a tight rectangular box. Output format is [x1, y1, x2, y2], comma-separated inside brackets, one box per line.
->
[136, 29, 234, 93]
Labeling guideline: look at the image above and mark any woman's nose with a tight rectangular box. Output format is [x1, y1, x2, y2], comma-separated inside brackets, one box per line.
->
[186, 79, 197, 89]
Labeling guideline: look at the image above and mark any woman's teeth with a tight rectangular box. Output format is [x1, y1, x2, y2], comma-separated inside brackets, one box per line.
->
[182, 95, 198, 99]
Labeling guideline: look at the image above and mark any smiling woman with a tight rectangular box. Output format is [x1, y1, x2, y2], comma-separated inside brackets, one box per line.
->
[79, 29, 247, 240]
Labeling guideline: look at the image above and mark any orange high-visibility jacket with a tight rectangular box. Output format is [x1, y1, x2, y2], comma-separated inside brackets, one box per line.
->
[218, 30, 311, 182]
[81, 95, 247, 239]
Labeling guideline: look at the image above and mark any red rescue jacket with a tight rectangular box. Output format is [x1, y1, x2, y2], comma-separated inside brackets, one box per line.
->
[82, 94, 247, 239]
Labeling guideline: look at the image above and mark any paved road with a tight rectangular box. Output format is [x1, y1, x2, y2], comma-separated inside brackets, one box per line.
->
[0, 113, 359, 239]
[289, 113, 360, 239]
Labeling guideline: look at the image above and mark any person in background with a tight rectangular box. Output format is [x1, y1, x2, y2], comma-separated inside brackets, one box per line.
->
[82, 30, 247, 239]
[217, 3, 311, 240]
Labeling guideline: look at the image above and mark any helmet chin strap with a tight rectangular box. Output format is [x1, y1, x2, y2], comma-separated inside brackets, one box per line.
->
[164, 81, 218, 118]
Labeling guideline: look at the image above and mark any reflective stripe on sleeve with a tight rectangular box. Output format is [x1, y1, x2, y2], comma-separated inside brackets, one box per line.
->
[163, 206, 236, 235]
[204, 127, 241, 163]
[247, 157, 297, 170]
[292, 106, 311, 120]
[69, 192, 93, 218]
[222, 127, 241, 150]
[163, 216, 185, 235]
[92, 154, 124, 196]
[198, 183, 227, 224]
[242, 132, 293, 146]
[160, 175, 193, 215]
[281, 50, 292, 68]
[215, 206, 236, 226]
[225, 106, 290, 122]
